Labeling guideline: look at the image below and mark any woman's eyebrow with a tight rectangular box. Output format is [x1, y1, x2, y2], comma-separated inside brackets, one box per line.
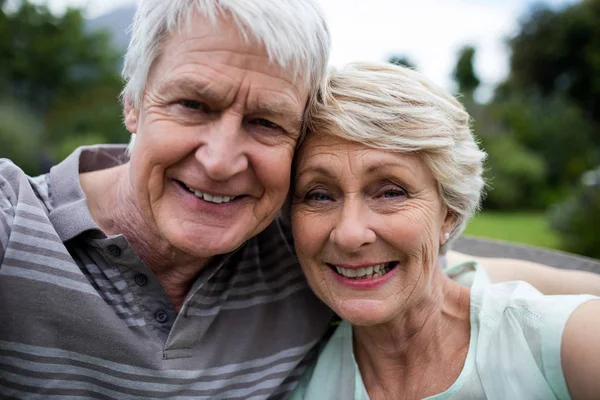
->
[364, 159, 419, 176]
[295, 165, 337, 180]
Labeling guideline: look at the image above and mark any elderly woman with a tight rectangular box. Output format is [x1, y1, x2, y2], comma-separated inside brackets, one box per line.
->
[290, 63, 600, 399]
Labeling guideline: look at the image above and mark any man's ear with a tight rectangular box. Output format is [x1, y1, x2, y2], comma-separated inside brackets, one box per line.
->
[124, 97, 139, 134]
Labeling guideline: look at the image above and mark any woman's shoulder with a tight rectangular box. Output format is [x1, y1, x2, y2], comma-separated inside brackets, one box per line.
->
[558, 299, 600, 399]
[470, 276, 598, 399]
[472, 275, 596, 326]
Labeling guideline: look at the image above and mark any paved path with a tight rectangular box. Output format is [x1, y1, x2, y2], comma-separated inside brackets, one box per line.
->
[455, 236, 600, 274]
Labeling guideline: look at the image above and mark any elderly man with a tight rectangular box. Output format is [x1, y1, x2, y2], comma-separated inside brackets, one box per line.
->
[0, 1, 331, 398]
[1, 1, 599, 399]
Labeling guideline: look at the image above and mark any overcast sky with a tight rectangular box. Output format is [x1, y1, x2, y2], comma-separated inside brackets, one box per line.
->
[27, 0, 578, 99]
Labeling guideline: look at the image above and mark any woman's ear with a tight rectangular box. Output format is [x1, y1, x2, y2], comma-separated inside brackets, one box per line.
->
[124, 97, 139, 134]
[440, 209, 457, 245]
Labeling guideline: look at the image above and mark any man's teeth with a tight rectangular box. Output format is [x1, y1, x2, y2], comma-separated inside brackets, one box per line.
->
[185, 186, 235, 204]
[334, 263, 393, 279]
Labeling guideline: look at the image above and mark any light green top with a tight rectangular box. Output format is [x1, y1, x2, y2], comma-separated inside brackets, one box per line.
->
[291, 263, 597, 400]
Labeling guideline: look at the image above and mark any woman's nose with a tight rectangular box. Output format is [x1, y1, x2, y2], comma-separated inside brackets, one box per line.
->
[329, 201, 376, 252]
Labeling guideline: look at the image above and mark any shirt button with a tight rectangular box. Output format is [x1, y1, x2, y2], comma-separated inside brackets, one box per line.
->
[107, 245, 121, 257]
[134, 274, 148, 286]
[155, 310, 168, 323]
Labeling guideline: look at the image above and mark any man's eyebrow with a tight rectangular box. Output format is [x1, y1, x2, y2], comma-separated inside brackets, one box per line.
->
[251, 98, 304, 128]
[157, 77, 226, 104]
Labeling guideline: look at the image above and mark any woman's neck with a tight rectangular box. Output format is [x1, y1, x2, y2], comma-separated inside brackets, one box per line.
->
[353, 269, 471, 400]
[80, 165, 211, 311]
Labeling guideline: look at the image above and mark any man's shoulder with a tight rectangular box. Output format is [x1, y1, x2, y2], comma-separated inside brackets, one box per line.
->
[0, 158, 26, 184]
[0, 158, 29, 207]
[0, 159, 53, 255]
[0, 158, 50, 206]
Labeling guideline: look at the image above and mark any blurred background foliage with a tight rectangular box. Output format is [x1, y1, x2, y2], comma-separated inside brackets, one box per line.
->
[0, 0, 599, 258]
[0, 0, 128, 176]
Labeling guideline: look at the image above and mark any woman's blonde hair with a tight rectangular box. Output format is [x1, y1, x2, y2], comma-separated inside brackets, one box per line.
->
[304, 62, 487, 252]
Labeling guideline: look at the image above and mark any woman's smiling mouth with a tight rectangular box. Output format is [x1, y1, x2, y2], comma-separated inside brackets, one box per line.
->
[327, 262, 399, 280]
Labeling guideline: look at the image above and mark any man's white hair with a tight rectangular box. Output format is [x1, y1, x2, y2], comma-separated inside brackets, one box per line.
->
[304, 62, 487, 253]
[122, 0, 330, 106]
[121, 0, 330, 148]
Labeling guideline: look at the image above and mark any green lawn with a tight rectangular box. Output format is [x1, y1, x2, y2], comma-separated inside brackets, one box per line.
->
[463, 212, 561, 250]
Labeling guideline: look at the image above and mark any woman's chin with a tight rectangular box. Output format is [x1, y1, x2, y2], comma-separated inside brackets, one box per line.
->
[333, 299, 394, 327]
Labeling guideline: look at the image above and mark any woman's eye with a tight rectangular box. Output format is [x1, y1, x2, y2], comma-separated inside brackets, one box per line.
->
[306, 192, 332, 202]
[381, 188, 407, 199]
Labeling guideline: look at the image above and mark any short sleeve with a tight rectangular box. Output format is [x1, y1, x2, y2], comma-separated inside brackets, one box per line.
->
[540, 295, 598, 400]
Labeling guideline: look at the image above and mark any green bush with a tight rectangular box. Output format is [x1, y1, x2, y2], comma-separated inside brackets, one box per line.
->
[549, 168, 600, 259]
[0, 99, 44, 175]
[481, 134, 547, 210]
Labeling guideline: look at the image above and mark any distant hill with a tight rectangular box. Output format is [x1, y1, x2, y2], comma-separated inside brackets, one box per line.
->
[87, 5, 136, 50]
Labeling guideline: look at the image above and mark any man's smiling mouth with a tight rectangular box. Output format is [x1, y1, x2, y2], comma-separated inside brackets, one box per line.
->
[327, 262, 399, 280]
[175, 180, 239, 204]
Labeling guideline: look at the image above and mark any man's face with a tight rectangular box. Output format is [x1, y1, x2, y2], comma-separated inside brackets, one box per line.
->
[124, 14, 309, 259]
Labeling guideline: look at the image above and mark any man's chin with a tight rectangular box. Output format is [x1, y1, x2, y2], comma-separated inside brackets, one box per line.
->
[167, 226, 249, 259]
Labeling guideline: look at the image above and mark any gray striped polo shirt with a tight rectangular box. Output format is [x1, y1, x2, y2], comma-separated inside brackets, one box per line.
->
[0, 145, 333, 399]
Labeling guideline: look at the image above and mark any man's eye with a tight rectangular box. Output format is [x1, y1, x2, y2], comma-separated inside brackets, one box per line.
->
[181, 100, 207, 111]
[251, 118, 280, 130]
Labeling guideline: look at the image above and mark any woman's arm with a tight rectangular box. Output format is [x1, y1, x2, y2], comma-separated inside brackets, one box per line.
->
[561, 300, 600, 399]
[447, 251, 600, 296]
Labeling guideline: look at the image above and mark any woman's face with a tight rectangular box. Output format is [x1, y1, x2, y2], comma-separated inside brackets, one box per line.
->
[291, 134, 454, 326]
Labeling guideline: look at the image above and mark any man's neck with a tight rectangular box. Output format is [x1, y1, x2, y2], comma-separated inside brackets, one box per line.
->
[353, 271, 471, 399]
[80, 165, 212, 311]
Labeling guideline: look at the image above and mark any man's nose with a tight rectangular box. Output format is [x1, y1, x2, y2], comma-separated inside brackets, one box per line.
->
[195, 113, 249, 181]
[329, 200, 376, 252]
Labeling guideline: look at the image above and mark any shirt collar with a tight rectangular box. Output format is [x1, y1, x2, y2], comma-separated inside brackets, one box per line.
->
[48, 144, 129, 242]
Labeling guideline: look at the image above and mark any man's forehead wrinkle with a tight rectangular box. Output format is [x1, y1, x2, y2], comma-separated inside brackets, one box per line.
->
[174, 10, 266, 53]
[158, 29, 300, 86]
[167, 42, 298, 84]
[174, 43, 270, 62]
[168, 25, 277, 68]
[160, 52, 299, 89]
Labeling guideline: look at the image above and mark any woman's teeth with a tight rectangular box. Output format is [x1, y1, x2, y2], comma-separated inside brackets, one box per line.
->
[334, 263, 393, 279]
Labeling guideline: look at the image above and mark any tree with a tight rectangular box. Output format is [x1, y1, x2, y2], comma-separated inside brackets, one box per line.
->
[388, 55, 417, 70]
[479, 0, 600, 213]
[549, 171, 600, 259]
[453, 46, 480, 101]
[0, 1, 121, 113]
[0, 1, 128, 170]
[507, 0, 600, 128]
